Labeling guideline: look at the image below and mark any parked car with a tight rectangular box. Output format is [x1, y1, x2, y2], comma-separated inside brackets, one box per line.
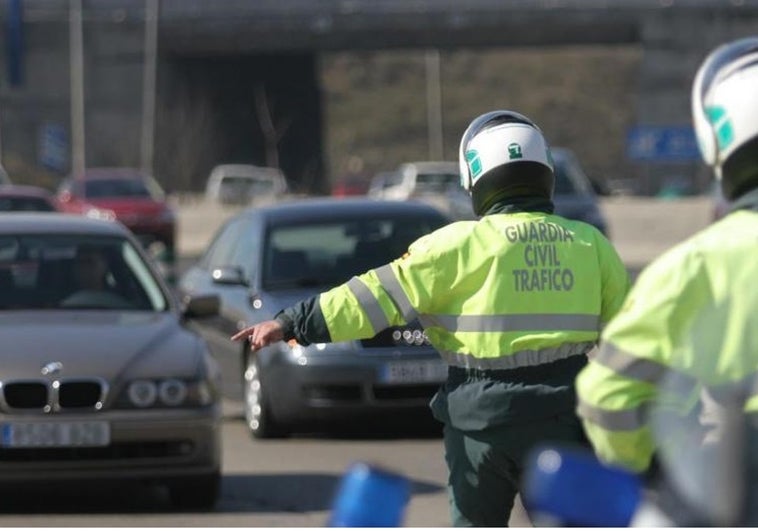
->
[369, 163, 475, 220]
[0, 214, 222, 508]
[179, 197, 451, 438]
[55, 168, 177, 266]
[0, 184, 58, 212]
[368, 161, 460, 201]
[205, 164, 287, 206]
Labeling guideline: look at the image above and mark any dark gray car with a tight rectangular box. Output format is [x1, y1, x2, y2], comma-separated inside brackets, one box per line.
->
[179, 197, 450, 438]
[551, 147, 610, 237]
[0, 214, 222, 509]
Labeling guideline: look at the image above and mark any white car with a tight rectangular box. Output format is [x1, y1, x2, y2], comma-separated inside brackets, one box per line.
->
[205, 164, 287, 206]
[368, 161, 475, 220]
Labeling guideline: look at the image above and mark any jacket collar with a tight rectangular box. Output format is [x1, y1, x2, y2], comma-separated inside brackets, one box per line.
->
[482, 196, 555, 216]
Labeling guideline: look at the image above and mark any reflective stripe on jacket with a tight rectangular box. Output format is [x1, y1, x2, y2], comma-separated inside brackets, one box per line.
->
[576, 208, 758, 473]
[320, 211, 630, 372]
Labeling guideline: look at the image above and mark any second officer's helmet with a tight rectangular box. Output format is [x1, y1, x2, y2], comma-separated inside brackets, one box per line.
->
[458, 110, 554, 216]
[692, 37, 758, 201]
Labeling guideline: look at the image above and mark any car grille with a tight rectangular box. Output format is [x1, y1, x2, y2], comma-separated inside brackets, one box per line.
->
[0, 440, 195, 462]
[0, 379, 107, 412]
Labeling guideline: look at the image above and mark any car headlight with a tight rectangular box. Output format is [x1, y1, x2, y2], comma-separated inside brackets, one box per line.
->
[128, 379, 158, 407]
[159, 379, 187, 406]
[85, 206, 117, 221]
[121, 378, 215, 408]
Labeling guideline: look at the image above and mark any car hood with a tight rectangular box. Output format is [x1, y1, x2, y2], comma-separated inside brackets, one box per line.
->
[0, 311, 202, 381]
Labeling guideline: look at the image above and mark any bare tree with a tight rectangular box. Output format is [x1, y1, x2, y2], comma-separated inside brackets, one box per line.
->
[253, 83, 292, 169]
[156, 85, 217, 191]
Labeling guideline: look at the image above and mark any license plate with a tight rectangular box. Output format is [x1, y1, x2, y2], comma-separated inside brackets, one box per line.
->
[1, 421, 110, 448]
[380, 360, 448, 384]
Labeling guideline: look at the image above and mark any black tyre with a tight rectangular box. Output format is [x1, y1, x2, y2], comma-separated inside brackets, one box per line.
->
[243, 353, 289, 439]
[167, 472, 220, 511]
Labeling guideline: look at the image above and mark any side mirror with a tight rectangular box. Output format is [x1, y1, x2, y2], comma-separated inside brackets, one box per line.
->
[211, 266, 248, 286]
[181, 293, 220, 319]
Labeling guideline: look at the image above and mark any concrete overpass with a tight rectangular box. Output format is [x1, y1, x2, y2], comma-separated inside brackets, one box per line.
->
[2, 0, 758, 193]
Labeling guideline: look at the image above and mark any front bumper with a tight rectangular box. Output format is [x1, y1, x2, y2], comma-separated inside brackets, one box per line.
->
[0, 405, 221, 483]
[264, 346, 447, 424]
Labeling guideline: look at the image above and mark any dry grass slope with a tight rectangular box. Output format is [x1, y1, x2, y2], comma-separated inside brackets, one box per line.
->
[321, 45, 643, 187]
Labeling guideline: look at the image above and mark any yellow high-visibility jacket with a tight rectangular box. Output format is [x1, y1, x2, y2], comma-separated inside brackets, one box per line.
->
[278, 201, 630, 430]
[577, 201, 758, 473]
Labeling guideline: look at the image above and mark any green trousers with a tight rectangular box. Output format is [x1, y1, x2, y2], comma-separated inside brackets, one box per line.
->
[443, 413, 587, 527]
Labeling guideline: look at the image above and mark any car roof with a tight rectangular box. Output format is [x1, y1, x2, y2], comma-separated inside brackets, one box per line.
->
[0, 213, 130, 236]
[400, 161, 459, 173]
[237, 196, 449, 224]
[209, 164, 283, 178]
[0, 184, 55, 198]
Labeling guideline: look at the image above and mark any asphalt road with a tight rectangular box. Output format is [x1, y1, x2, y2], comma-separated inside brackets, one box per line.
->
[0, 194, 713, 527]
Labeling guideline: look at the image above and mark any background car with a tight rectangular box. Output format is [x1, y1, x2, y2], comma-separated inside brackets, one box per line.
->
[0, 164, 10, 185]
[0, 184, 59, 212]
[368, 152, 610, 234]
[205, 164, 288, 206]
[55, 167, 177, 267]
[0, 214, 222, 509]
[551, 147, 610, 237]
[179, 197, 451, 439]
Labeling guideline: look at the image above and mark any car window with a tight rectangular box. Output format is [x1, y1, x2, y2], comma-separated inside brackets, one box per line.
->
[262, 214, 444, 289]
[201, 217, 247, 269]
[415, 172, 460, 192]
[84, 178, 153, 199]
[553, 153, 592, 196]
[0, 196, 55, 212]
[0, 234, 168, 311]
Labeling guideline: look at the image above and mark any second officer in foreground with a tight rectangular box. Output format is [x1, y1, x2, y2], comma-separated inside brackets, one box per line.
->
[233, 110, 631, 526]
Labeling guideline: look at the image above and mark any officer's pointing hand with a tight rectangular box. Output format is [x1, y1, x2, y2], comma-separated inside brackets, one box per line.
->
[231, 320, 284, 351]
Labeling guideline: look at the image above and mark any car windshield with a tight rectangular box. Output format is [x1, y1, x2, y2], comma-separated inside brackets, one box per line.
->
[0, 197, 55, 212]
[415, 172, 460, 193]
[262, 215, 443, 289]
[553, 153, 593, 196]
[83, 178, 154, 199]
[0, 234, 168, 311]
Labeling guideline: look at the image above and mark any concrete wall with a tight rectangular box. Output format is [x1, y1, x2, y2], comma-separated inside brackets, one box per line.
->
[1, 1, 757, 194]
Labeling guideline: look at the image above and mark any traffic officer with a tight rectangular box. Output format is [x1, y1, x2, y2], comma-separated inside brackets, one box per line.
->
[576, 37, 758, 474]
[232, 110, 631, 526]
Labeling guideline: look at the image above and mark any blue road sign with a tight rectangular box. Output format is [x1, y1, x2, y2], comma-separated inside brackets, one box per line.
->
[38, 122, 69, 173]
[626, 125, 700, 162]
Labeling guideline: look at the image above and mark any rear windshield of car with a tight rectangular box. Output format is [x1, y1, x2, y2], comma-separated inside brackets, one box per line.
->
[262, 214, 445, 289]
[0, 234, 168, 311]
[415, 172, 460, 192]
[220, 176, 278, 195]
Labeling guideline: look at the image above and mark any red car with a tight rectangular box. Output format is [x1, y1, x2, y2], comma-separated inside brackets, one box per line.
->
[55, 168, 177, 265]
[0, 184, 59, 212]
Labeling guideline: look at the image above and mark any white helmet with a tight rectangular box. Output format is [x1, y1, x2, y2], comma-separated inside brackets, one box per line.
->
[692, 37, 758, 200]
[458, 110, 554, 215]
